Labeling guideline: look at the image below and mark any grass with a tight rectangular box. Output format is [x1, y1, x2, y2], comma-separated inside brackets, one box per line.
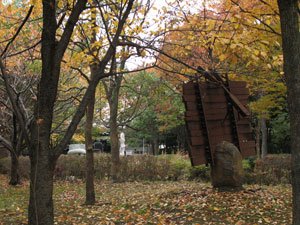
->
[0, 174, 292, 225]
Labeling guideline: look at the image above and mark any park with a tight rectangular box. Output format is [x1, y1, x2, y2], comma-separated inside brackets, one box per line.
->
[0, 0, 299, 224]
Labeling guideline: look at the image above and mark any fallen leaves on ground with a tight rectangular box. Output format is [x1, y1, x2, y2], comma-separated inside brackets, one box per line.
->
[0, 176, 292, 224]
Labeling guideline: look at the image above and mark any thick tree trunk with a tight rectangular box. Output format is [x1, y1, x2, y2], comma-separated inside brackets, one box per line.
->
[260, 117, 268, 158]
[28, 146, 56, 225]
[277, 0, 300, 223]
[9, 153, 20, 185]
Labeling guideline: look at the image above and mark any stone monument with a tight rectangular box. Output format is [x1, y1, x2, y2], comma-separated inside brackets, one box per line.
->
[210, 141, 244, 189]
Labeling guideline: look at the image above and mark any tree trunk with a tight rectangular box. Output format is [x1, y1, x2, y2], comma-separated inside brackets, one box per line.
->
[28, 145, 56, 225]
[105, 73, 123, 182]
[9, 114, 22, 185]
[9, 153, 20, 185]
[152, 135, 159, 155]
[151, 135, 158, 155]
[109, 81, 123, 182]
[110, 111, 120, 182]
[85, 65, 96, 205]
[255, 119, 261, 159]
[85, 142, 95, 205]
[85, 4, 97, 203]
[260, 117, 268, 158]
[277, 0, 300, 223]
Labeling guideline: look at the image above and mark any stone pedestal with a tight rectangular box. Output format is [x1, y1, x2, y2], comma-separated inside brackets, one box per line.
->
[211, 141, 243, 188]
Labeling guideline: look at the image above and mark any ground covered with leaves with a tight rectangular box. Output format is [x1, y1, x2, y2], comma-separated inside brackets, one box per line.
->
[0, 174, 292, 224]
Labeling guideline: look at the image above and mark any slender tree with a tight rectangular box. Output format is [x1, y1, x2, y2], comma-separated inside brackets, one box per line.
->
[102, 56, 124, 182]
[84, 0, 97, 205]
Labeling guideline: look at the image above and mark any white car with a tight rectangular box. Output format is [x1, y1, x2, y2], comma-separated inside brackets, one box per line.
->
[67, 144, 86, 155]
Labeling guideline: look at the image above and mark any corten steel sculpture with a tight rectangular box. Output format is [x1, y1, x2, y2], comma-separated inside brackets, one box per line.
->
[182, 69, 255, 166]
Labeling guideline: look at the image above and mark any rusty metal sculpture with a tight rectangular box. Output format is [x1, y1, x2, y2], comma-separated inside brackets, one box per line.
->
[182, 69, 255, 166]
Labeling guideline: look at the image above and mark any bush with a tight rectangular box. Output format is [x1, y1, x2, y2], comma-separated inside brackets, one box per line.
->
[245, 155, 257, 172]
[0, 153, 292, 185]
[159, 154, 191, 180]
[56, 153, 192, 181]
[254, 154, 291, 185]
[0, 156, 30, 179]
[189, 165, 210, 182]
[55, 155, 87, 179]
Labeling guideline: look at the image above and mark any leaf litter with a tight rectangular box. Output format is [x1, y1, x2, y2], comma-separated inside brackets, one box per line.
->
[0, 176, 292, 224]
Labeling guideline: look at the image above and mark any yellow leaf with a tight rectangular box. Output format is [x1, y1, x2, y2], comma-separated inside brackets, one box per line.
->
[213, 207, 220, 211]
[187, 217, 193, 221]
[230, 44, 236, 49]
[162, 6, 167, 14]
[37, 118, 44, 124]
[264, 217, 271, 223]
[235, 220, 244, 225]
[141, 51, 146, 57]
[125, 215, 131, 220]
[219, 54, 226, 62]
[66, 215, 72, 220]
[265, 19, 271, 25]
[261, 51, 267, 58]
[207, 21, 215, 30]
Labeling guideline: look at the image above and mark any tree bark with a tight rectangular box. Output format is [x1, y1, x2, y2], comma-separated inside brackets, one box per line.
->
[277, 0, 300, 223]
[85, 106, 96, 204]
[260, 117, 268, 158]
[28, 144, 56, 225]
[9, 152, 20, 185]
[9, 114, 22, 185]
[103, 54, 124, 182]
[255, 119, 261, 159]
[110, 113, 120, 182]
[84, 2, 97, 204]
[154, 137, 159, 155]
[85, 64, 96, 205]
[108, 76, 123, 182]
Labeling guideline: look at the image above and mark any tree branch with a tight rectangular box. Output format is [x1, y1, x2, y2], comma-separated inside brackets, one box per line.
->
[1, 6, 34, 58]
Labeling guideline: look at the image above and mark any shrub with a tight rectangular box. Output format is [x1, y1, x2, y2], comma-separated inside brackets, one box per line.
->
[0, 153, 292, 185]
[0, 156, 30, 179]
[254, 154, 291, 184]
[55, 153, 191, 181]
[56, 155, 87, 179]
[189, 165, 210, 182]
[120, 155, 172, 181]
[159, 154, 191, 180]
[246, 155, 257, 172]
